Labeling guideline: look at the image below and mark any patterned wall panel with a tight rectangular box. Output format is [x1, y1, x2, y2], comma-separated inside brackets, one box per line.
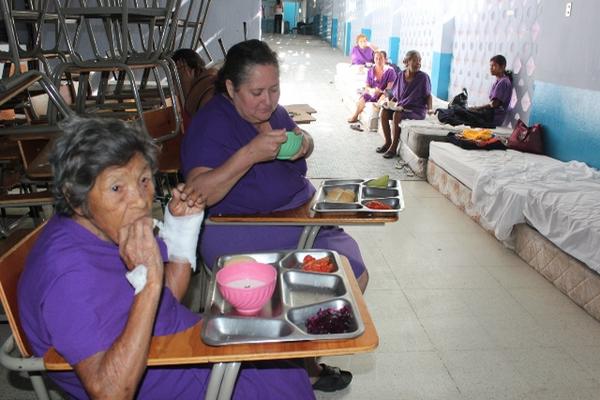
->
[449, 0, 542, 126]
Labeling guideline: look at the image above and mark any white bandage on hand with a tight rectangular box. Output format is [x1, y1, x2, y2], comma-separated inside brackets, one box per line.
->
[156, 206, 204, 271]
[125, 264, 148, 295]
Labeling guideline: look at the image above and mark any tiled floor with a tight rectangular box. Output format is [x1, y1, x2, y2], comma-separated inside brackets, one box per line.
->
[2, 34, 600, 399]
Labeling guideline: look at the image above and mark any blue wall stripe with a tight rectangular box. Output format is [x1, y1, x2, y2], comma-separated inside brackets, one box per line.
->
[431, 51, 452, 101]
[388, 36, 400, 65]
[331, 18, 338, 48]
[361, 28, 372, 41]
[529, 81, 600, 169]
[344, 22, 352, 56]
[282, 2, 297, 32]
[321, 16, 327, 38]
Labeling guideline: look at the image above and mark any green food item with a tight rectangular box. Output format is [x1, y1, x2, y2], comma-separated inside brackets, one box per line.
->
[366, 175, 389, 188]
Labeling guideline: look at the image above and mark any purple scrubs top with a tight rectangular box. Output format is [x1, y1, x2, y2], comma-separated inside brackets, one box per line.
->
[489, 75, 513, 126]
[181, 94, 367, 278]
[18, 215, 314, 400]
[391, 70, 431, 120]
[351, 46, 374, 65]
[362, 66, 397, 102]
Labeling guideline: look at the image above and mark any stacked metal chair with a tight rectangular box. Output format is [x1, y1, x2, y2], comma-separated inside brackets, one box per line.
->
[49, 0, 182, 140]
[0, 71, 73, 237]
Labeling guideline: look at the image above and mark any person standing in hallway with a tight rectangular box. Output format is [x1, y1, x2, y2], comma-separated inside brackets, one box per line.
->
[273, 0, 284, 34]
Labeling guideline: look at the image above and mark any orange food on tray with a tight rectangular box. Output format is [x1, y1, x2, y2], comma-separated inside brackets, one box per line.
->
[301, 255, 335, 273]
[364, 200, 393, 210]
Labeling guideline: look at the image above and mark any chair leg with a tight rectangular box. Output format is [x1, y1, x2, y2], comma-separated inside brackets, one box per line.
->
[28, 372, 50, 400]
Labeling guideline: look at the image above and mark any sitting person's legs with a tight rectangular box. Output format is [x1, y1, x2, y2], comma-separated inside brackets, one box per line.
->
[383, 111, 403, 158]
[348, 96, 367, 123]
[377, 108, 394, 153]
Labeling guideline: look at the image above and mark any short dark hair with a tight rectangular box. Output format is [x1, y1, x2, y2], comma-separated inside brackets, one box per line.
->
[490, 54, 507, 68]
[50, 116, 158, 216]
[215, 39, 279, 94]
[172, 48, 206, 71]
[490, 54, 513, 82]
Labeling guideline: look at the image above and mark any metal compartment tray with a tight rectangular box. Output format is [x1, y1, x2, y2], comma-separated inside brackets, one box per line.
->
[311, 178, 405, 213]
[201, 250, 365, 346]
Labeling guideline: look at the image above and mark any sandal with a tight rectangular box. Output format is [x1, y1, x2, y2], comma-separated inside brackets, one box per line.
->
[350, 123, 364, 132]
[375, 145, 389, 153]
[312, 363, 353, 392]
[347, 117, 359, 123]
[383, 150, 396, 159]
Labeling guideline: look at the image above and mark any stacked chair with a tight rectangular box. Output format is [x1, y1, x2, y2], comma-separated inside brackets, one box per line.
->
[0, 71, 72, 238]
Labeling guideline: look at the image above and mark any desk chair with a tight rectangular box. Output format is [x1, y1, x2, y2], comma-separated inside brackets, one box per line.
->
[0, 223, 52, 400]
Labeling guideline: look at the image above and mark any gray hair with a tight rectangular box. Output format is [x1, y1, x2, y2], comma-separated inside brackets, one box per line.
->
[402, 50, 421, 65]
[50, 116, 158, 216]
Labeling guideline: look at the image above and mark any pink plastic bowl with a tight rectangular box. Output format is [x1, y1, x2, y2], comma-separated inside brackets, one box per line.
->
[216, 262, 277, 315]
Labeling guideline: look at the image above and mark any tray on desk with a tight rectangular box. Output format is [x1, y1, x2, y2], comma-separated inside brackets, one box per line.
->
[201, 250, 364, 346]
[311, 178, 405, 213]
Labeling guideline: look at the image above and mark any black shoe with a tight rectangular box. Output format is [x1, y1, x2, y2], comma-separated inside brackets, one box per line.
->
[312, 364, 353, 392]
[376, 145, 389, 154]
[383, 150, 396, 158]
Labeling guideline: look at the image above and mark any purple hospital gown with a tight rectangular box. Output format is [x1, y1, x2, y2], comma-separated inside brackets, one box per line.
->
[18, 216, 314, 400]
[391, 70, 431, 120]
[362, 66, 397, 102]
[181, 94, 366, 278]
[489, 75, 513, 126]
[350, 46, 374, 65]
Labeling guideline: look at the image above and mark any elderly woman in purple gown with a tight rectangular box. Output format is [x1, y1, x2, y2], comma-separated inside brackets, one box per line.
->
[347, 50, 397, 123]
[17, 116, 314, 399]
[181, 39, 362, 392]
[350, 33, 376, 65]
[377, 50, 433, 158]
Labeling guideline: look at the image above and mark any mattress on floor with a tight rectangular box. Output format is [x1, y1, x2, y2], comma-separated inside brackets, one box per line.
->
[399, 117, 464, 159]
[427, 158, 600, 322]
[428, 144, 600, 270]
[515, 224, 600, 322]
[399, 115, 513, 160]
[523, 180, 600, 272]
[428, 142, 555, 189]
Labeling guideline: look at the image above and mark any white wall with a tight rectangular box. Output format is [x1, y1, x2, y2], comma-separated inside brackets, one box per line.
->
[202, 0, 262, 63]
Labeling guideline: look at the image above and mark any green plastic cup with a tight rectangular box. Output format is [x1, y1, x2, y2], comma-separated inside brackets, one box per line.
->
[276, 131, 303, 160]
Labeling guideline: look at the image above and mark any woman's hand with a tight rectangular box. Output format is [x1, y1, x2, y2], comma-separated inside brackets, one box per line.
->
[170, 183, 206, 217]
[247, 128, 287, 163]
[118, 217, 163, 282]
[289, 128, 314, 161]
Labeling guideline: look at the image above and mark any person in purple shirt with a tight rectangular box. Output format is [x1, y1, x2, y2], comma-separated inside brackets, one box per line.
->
[347, 50, 397, 124]
[350, 34, 376, 65]
[181, 39, 363, 392]
[468, 54, 513, 127]
[377, 50, 433, 158]
[17, 116, 314, 400]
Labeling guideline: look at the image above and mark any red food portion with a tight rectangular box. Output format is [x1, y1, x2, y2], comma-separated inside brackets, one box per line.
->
[301, 255, 335, 273]
[364, 200, 393, 210]
[306, 306, 354, 334]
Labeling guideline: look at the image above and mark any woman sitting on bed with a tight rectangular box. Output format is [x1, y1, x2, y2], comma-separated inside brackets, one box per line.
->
[350, 34, 377, 66]
[347, 50, 397, 124]
[377, 50, 433, 158]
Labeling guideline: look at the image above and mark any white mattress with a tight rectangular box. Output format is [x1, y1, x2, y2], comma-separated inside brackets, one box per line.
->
[428, 142, 556, 189]
[429, 142, 600, 272]
[523, 177, 600, 272]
